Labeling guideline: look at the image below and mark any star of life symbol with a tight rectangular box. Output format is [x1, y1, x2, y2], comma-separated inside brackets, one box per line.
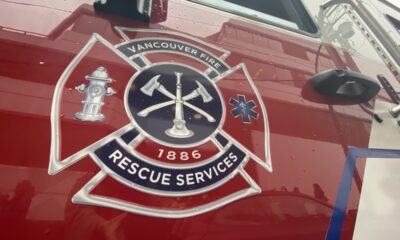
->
[230, 95, 259, 123]
[49, 27, 272, 218]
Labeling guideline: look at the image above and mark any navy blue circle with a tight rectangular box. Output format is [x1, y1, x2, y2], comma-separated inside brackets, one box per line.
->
[127, 64, 223, 146]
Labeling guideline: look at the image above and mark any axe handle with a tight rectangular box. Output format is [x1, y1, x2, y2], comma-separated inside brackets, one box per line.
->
[182, 90, 199, 101]
[183, 102, 216, 122]
[137, 100, 175, 117]
[157, 85, 176, 100]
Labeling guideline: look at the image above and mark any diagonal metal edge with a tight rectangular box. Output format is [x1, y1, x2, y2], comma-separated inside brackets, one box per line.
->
[212, 64, 242, 83]
[49, 33, 140, 175]
[114, 26, 231, 60]
[49, 125, 134, 175]
[71, 166, 260, 218]
[215, 63, 272, 172]
[241, 63, 272, 172]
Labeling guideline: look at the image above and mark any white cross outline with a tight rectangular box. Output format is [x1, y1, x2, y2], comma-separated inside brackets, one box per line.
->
[49, 28, 272, 218]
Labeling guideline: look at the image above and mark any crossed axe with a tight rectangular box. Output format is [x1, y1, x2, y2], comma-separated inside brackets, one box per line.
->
[137, 74, 216, 122]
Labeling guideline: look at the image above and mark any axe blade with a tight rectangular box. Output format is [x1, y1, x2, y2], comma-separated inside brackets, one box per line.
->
[195, 81, 213, 103]
[140, 75, 161, 96]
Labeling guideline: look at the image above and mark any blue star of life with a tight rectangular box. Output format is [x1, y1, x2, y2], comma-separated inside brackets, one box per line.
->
[229, 95, 259, 123]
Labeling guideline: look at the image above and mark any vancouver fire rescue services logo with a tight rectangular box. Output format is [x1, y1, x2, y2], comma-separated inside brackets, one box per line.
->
[49, 27, 272, 218]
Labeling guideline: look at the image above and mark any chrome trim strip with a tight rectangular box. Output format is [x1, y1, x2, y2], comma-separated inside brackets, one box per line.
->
[72, 165, 259, 218]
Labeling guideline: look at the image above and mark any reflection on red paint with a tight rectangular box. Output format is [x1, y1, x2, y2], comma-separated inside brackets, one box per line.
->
[0, 1, 394, 240]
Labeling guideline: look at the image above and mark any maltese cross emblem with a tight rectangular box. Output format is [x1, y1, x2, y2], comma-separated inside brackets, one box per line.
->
[49, 27, 272, 218]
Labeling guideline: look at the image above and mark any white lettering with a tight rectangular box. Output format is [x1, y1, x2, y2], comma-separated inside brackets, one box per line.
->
[127, 46, 136, 53]
[177, 44, 185, 51]
[144, 42, 153, 49]
[138, 167, 150, 180]
[204, 168, 213, 179]
[149, 171, 161, 183]
[223, 157, 233, 168]
[195, 172, 205, 183]
[212, 166, 220, 176]
[109, 150, 123, 163]
[128, 162, 139, 175]
[229, 152, 238, 162]
[161, 42, 169, 48]
[186, 173, 195, 185]
[184, 46, 191, 53]
[169, 43, 177, 49]
[137, 44, 146, 51]
[191, 49, 198, 55]
[117, 157, 131, 170]
[176, 174, 185, 186]
[161, 173, 171, 186]
[217, 162, 226, 173]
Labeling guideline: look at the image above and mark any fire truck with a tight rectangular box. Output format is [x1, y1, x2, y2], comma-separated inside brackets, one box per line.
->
[0, 0, 399, 239]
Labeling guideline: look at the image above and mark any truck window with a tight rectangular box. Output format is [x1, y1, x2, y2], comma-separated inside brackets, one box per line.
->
[187, 0, 319, 36]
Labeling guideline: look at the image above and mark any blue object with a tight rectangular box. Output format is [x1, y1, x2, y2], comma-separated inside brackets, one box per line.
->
[326, 148, 400, 240]
[229, 95, 259, 123]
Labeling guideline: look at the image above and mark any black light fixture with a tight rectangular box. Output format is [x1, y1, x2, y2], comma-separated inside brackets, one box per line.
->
[309, 69, 381, 102]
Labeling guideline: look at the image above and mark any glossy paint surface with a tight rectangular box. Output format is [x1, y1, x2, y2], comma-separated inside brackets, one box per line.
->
[0, 0, 399, 239]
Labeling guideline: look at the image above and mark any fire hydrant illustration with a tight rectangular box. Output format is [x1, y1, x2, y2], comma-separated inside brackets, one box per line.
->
[74, 66, 116, 122]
